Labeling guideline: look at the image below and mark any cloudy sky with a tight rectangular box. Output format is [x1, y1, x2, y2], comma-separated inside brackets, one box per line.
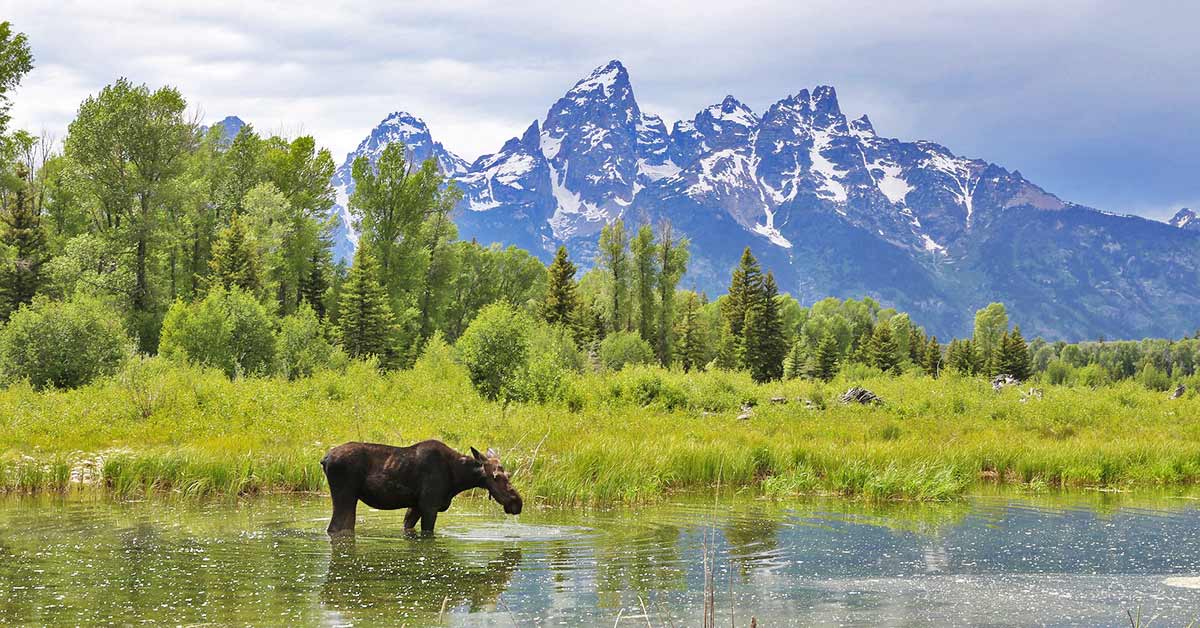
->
[4, 1, 1197, 219]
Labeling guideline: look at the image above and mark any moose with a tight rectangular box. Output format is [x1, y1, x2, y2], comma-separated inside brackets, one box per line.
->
[321, 439, 523, 535]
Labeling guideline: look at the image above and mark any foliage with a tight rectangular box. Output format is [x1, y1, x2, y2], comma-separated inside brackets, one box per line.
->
[0, 296, 130, 389]
[336, 245, 394, 363]
[455, 300, 532, 401]
[208, 211, 261, 293]
[158, 286, 276, 378]
[275, 304, 342, 379]
[599, 330, 655, 372]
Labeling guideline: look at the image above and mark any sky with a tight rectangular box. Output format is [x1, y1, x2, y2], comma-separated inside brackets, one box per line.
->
[4, 1, 1198, 220]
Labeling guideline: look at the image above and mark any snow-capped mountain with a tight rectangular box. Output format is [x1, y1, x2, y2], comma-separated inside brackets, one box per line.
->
[327, 61, 1200, 341]
[1169, 208, 1199, 231]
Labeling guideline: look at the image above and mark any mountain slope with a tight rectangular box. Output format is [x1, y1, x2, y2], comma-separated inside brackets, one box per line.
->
[327, 61, 1200, 341]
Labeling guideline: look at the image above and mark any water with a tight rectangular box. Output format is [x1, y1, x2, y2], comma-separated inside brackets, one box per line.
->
[1, 493, 1199, 626]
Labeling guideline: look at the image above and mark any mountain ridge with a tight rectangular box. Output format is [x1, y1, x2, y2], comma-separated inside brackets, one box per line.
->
[311, 60, 1200, 341]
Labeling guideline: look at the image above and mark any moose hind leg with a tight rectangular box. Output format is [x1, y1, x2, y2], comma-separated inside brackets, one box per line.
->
[419, 509, 438, 535]
[404, 507, 421, 532]
[327, 491, 358, 536]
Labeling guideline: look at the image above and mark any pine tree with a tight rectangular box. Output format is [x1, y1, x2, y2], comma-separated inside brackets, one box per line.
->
[783, 339, 807, 380]
[675, 291, 706, 372]
[908, 324, 926, 364]
[542, 246, 579, 328]
[337, 246, 395, 361]
[870, 322, 901, 373]
[924, 335, 942, 377]
[848, 330, 873, 365]
[947, 338, 978, 374]
[721, 247, 763, 369]
[0, 182, 47, 320]
[744, 271, 787, 382]
[995, 325, 1033, 380]
[299, 243, 331, 319]
[814, 331, 840, 381]
[209, 211, 261, 293]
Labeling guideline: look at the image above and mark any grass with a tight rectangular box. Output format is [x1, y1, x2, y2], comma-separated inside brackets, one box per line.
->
[1, 348, 1199, 503]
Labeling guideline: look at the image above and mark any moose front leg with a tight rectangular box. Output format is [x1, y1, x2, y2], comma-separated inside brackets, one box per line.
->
[403, 507, 421, 532]
[419, 509, 438, 535]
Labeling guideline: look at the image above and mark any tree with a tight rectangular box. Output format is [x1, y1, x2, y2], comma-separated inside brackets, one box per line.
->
[654, 222, 689, 366]
[455, 300, 532, 401]
[158, 286, 276, 378]
[542, 246, 578, 327]
[994, 325, 1032, 380]
[208, 211, 261, 293]
[0, 296, 130, 390]
[629, 224, 658, 344]
[946, 338, 978, 374]
[973, 302, 1009, 370]
[597, 219, 630, 332]
[0, 173, 47, 319]
[64, 79, 194, 350]
[744, 272, 788, 382]
[923, 335, 943, 377]
[299, 238, 332, 318]
[0, 22, 33, 138]
[598, 331, 655, 372]
[814, 331, 840, 381]
[869, 322, 901, 373]
[675, 291, 706, 372]
[722, 247, 763, 354]
[783, 339, 807, 380]
[848, 329, 872, 365]
[336, 246, 395, 362]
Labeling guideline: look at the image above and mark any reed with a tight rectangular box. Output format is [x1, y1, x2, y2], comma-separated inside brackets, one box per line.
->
[1, 355, 1199, 503]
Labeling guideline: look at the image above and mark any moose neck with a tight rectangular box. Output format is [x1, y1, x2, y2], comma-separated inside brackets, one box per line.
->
[451, 457, 488, 496]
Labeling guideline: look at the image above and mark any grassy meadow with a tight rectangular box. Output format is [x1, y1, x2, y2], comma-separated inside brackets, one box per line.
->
[2, 345, 1200, 504]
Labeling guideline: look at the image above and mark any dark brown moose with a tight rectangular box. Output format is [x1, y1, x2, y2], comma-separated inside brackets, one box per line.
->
[321, 439, 523, 535]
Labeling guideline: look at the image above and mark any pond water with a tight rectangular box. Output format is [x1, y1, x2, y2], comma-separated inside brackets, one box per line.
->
[1, 492, 1199, 626]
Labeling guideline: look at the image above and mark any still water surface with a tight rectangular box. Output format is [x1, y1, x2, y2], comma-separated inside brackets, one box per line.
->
[1, 493, 1199, 626]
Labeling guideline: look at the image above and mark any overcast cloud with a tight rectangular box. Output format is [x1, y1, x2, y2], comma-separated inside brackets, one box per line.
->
[4, 1, 1197, 218]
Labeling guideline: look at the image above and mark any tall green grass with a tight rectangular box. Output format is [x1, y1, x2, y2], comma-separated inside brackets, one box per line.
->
[1, 354, 1199, 503]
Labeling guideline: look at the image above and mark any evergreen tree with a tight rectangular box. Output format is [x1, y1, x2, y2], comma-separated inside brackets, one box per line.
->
[542, 245, 578, 328]
[336, 246, 395, 362]
[744, 271, 787, 382]
[721, 247, 763, 368]
[908, 323, 926, 364]
[0, 179, 47, 320]
[995, 325, 1033, 380]
[299, 243, 331, 319]
[208, 211, 261, 293]
[782, 339, 806, 380]
[848, 329, 873, 365]
[923, 335, 943, 377]
[870, 322, 901, 373]
[814, 331, 840, 381]
[675, 291, 706, 372]
[946, 338, 978, 374]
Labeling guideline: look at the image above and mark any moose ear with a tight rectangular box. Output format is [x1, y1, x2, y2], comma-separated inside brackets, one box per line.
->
[486, 447, 498, 459]
[470, 447, 486, 462]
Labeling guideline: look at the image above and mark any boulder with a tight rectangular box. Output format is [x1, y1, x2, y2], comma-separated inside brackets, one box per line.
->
[1170, 384, 1186, 399]
[992, 374, 1021, 392]
[770, 396, 788, 405]
[1019, 387, 1043, 403]
[840, 387, 882, 405]
[737, 404, 754, 420]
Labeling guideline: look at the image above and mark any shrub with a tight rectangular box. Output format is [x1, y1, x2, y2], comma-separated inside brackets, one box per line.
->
[598, 331, 654, 372]
[158, 287, 276, 378]
[275, 304, 342, 379]
[455, 301, 532, 400]
[0, 296, 131, 390]
[1137, 363, 1171, 392]
[1077, 363, 1108, 388]
[1043, 358, 1074, 386]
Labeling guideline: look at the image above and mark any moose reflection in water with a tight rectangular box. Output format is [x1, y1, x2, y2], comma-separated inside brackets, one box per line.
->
[321, 440, 523, 535]
[321, 536, 524, 621]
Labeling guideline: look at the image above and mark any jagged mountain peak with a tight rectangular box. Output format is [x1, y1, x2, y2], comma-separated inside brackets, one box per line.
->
[1170, 207, 1199, 231]
[564, 59, 631, 101]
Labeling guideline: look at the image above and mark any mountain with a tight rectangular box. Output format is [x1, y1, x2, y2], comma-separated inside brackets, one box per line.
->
[1169, 208, 1199, 231]
[204, 116, 246, 145]
[328, 61, 1200, 341]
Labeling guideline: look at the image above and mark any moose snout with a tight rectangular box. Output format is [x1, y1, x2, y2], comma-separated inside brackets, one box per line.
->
[505, 495, 523, 515]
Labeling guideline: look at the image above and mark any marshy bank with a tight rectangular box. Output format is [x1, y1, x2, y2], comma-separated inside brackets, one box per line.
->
[3, 354, 1199, 503]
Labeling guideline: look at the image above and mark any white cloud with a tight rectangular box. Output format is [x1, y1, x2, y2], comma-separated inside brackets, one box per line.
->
[3, 0, 1198, 214]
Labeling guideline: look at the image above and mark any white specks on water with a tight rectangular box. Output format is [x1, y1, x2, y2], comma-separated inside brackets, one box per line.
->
[441, 522, 590, 542]
[1162, 576, 1200, 589]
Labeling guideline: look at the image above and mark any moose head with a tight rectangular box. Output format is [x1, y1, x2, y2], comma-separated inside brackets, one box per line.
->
[471, 447, 523, 515]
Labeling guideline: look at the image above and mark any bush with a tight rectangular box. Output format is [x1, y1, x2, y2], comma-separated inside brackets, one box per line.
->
[275, 304, 343, 379]
[598, 331, 654, 372]
[1077, 363, 1108, 388]
[455, 301, 532, 400]
[1137, 363, 1171, 392]
[0, 296, 131, 390]
[530, 323, 587, 373]
[158, 287, 276, 378]
[1043, 358, 1074, 386]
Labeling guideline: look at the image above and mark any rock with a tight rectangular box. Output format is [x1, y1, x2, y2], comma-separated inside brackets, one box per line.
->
[992, 374, 1020, 392]
[1019, 387, 1043, 403]
[802, 399, 819, 410]
[770, 396, 788, 405]
[737, 404, 754, 420]
[840, 387, 882, 405]
[737, 412, 752, 420]
[1170, 384, 1186, 399]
